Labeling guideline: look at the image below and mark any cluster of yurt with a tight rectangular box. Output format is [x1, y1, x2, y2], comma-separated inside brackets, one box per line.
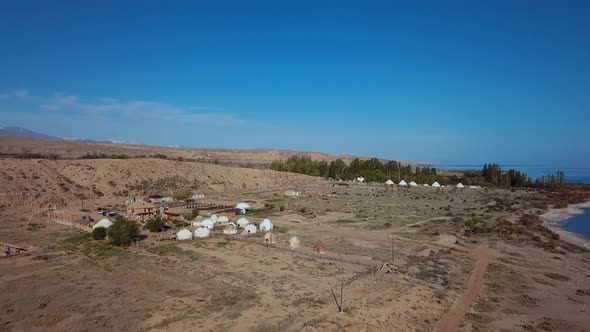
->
[383, 179, 478, 189]
[176, 214, 275, 240]
[384, 179, 443, 187]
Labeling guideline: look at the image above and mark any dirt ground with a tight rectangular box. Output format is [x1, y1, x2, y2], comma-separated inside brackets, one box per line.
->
[2, 175, 590, 331]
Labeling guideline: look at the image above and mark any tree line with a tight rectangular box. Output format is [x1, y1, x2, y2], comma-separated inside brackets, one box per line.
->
[271, 157, 567, 189]
[270, 156, 442, 183]
[480, 163, 565, 189]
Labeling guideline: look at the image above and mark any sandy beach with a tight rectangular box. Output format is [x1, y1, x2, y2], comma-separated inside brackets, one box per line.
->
[541, 201, 590, 249]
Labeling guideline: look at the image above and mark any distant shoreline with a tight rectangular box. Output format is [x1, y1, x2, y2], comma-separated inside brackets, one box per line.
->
[541, 201, 590, 249]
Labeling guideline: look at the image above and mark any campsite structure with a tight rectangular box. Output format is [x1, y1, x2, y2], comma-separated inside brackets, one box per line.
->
[201, 219, 215, 229]
[126, 201, 158, 221]
[313, 241, 327, 254]
[92, 218, 113, 230]
[398, 180, 408, 186]
[243, 224, 257, 235]
[432, 181, 441, 188]
[194, 227, 210, 238]
[236, 202, 250, 214]
[260, 219, 273, 232]
[223, 224, 238, 235]
[177, 229, 193, 241]
[236, 217, 250, 228]
[263, 231, 277, 244]
[385, 179, 395, 185]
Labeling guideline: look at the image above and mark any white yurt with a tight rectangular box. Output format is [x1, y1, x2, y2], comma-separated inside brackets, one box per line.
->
[236, 217, 250, 228]
[456, 183, 465, 188]
[289, 236, 300, 249]
[236, 202, 250, 210]
[209, 214, 218, 222]
[192, 221, 202, 227]
[409, 181, 418, 187]
[399, 180, 408, 186]
[423, 183, 430, 187]
[194, 227, 210, 238]
[228, 221, 237, 227]
[201, 219, 215, 229]
[177, 229, 193, 240]
[218, 216, 229, 222]
[385, 179, 395, 185]
[93, 218, 113, 229]
[259, 219, 273, 232]
[223, 225, 238, 235]
[264, 231, 277, 244]
[243, 224, 257, 235]
[432, 181, 441, 187]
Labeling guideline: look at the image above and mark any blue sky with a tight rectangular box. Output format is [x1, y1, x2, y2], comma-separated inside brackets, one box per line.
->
[1, 0, 589, 164]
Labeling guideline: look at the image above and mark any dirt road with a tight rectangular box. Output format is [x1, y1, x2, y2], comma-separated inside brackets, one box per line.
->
[434, 247, 494, 332]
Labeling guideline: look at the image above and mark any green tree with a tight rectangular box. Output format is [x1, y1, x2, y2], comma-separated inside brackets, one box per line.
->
[145, 218, 166, 232]
[107, 219, 140, 246]
[92, 227, 107, 240]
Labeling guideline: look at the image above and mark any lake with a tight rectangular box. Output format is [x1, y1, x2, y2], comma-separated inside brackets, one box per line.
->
[434, 164, 590, 184]
[562, 208, 590, 240]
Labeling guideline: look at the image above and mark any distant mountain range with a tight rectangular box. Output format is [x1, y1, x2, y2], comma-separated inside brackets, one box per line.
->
[0, 126, 125, 144]
[0, 126, 63, 141]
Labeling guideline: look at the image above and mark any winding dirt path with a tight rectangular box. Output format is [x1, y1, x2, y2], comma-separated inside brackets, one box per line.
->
[434, 247, 494, 332]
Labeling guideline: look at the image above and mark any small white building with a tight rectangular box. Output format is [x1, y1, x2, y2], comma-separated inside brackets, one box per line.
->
[177, 229, 193, 240]
[284, 189, 301, 197]
[432, 181, 441, 188]
[409, 181, 418, 187]
[93, 218, 113, 230]
[259, 219, 273, 232]
[216, 216, 230, 227]
[289, 236, 300, 249]
[201, 219, 215, 229]
[469, 185, 479, 189]
[236, 217, 250, 228]
[385, 179, 395, 185]
[243, 224, 257, 235]
[456, 183, 465, 188]
[399, 180, 408, 186]
[223, 224, 238, 235]
[264, 231, 277, 244]
[423, 183, 430, 187]
[194, 227, 210, 238]
[236, 203, 250, 214]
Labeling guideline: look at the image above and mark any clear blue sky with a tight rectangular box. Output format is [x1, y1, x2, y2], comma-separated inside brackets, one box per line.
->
[1, 0, 589, 164]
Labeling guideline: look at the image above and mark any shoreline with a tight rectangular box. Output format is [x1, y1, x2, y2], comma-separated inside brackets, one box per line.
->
[541, 201, 590, 249]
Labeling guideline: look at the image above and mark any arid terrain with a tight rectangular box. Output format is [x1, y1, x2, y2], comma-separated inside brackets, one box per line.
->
[0, 136, 381, 166]
[1, 140, 589, 331]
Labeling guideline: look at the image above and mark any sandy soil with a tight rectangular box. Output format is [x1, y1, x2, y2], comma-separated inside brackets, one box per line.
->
[1, 158, 590, 331]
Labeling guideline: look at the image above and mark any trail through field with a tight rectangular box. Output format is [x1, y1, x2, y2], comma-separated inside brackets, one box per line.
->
[434, 247, 494, 332]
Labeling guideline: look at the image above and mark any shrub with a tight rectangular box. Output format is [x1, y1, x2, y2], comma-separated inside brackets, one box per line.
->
[145, 218, 165, 232]
[92, 227, 107, 240]
[107, 219, 140, 246]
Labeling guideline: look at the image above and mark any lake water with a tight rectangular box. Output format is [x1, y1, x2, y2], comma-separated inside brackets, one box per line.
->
[562, 208, 590, 240]
[434, 164, 590, 184]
